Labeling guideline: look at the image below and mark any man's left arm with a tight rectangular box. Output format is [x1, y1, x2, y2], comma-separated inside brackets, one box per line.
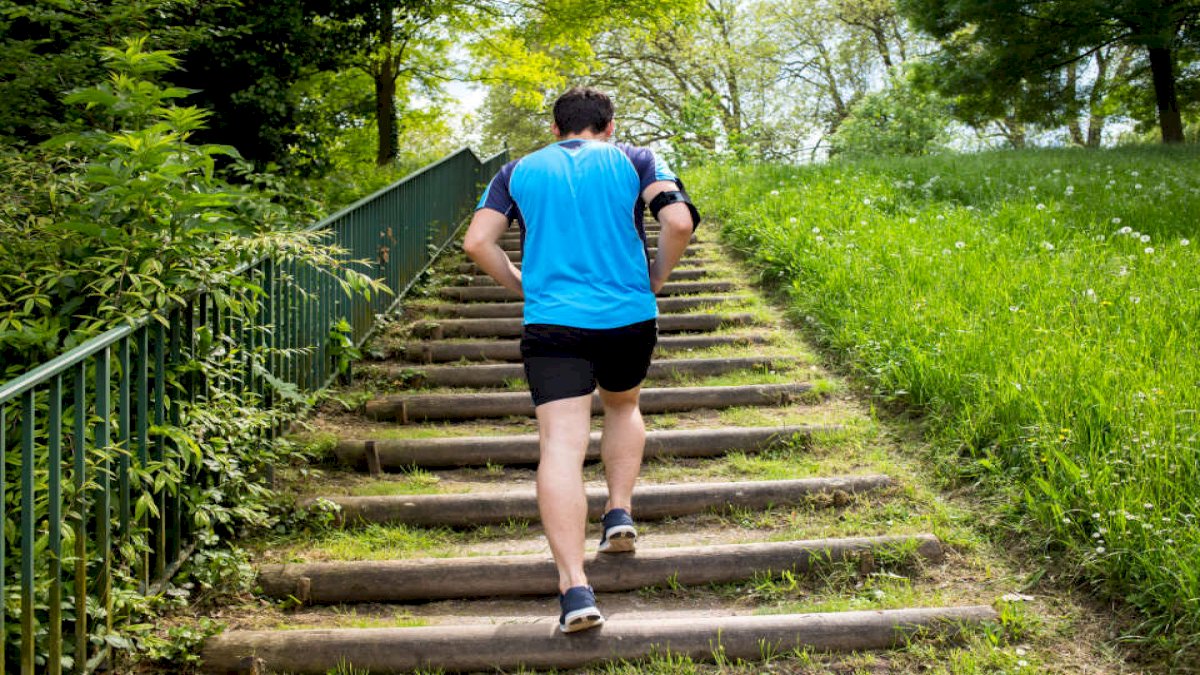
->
[463, 208, 523, 296]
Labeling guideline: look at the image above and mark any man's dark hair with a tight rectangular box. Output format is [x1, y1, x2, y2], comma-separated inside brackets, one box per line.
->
[553, 87, 614, 135]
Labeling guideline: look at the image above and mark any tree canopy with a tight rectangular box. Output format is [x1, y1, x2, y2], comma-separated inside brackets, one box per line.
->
[898, 0, 1200, 143]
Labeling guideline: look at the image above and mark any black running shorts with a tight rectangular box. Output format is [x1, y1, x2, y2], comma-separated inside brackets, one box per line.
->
[520, 319, 658, 407]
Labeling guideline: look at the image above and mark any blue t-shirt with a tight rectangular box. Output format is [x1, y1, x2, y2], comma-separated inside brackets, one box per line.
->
[476, 139, 678, 329]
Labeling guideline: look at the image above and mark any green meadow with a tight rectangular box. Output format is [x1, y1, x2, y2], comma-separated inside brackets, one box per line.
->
[687, 146, 1200, 652]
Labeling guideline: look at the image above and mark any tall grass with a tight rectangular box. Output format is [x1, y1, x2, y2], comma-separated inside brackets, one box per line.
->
[687, 146, 1200, 656]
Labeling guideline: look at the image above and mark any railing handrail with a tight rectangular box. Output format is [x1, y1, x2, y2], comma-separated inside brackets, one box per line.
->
[0, 322, 140, 405]
[302, 146, 503, 235]
[0, 146, 509, 406]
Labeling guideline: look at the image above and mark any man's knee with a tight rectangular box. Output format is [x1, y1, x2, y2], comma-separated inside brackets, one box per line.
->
[597, 385, 640, 411]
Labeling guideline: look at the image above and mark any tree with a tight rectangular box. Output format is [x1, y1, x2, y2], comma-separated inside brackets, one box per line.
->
[0, 0, 174, 145]
[326, 1, 465, 166]
[586, 1, 797, 162]
[167, 0, 349, 167]
[828, 72, 951, 158]
[898, 0, 1200, 144]
[764, 0, 928, 159]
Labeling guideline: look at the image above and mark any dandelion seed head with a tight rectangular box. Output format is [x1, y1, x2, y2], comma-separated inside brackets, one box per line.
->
[1096, 546, 1106, 554]
[789, 217, 797, 223]
[1140, 234, 1151, 243]
[1144, 247, 1155, 254]
[1036, 203, 1046, 210]
[862, 197, 871, 205]
[908, 217, 917, 224]
[1182, 239, 1191, 246]
[1113, 218, 1124, 226]
[812, 227, 820, 234]
[1042, 241, 1055, 251]
[1135, 183, 1143, 189]
[942, 248, 951, 255]
[770, 190, 780, 196]
[955, 241, 965, 249]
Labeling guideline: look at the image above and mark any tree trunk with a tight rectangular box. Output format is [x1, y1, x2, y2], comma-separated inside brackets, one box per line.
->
[1065, 61, 1084, 146]
[1147, 46, 1184, 143]
[374, 69, 398, 166]
[374, 4, 398, 166]
[1084, 49, 1112, 148]
[1002, 114, 1026, 149]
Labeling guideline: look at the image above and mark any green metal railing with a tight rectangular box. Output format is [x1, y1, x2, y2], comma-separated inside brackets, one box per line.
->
[0, 146, 507, 673]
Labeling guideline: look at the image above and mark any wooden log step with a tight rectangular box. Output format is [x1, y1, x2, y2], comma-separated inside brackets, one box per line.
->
[322, 475, 891, 527]
[363, 355, 788, 389]
[410, 313, 754, 340]
[258, 533, 935, 603]
[503, 246, 702, 263]
[377, 333, 770, 364]
[202, 605, 997, 674]
[335, 424, 832, 469]
[365, 382, 817, 422]
[448, 267, 710, 286]
[438, 280, 737, 303]
[454, 256, 710, 274]
[427, 294, 750, 319]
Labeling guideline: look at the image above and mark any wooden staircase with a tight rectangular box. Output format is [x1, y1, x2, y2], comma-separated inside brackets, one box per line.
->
[200, 223, 997, 674]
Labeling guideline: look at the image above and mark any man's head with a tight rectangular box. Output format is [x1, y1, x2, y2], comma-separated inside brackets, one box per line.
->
[552, 87, 614, 138]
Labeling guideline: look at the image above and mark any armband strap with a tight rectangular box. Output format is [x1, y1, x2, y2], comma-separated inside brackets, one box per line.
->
[648, 190, 701, 230]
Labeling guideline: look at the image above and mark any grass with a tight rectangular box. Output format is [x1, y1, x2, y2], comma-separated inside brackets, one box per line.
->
[687, 144, 1200, 662]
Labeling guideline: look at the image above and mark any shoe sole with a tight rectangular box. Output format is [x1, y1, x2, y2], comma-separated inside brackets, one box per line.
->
[559, 608, 605, 633]
[598, 525, 637, 553]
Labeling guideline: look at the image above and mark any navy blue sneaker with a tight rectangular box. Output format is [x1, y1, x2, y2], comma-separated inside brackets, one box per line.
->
[598, 508, 637, 553]
[558, 585, 604, 633]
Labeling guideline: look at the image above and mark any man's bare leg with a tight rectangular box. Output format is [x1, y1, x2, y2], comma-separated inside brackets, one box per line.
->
[597, 386, 644, 514]
[535, 393, 594, 593]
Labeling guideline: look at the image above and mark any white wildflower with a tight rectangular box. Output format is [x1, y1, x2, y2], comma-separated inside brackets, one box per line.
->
[955, 241, 966, 249]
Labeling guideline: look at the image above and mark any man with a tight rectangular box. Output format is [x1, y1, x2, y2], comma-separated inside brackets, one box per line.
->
[463, 87, 699, 633]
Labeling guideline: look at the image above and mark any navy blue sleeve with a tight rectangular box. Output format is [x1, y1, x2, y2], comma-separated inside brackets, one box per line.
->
[476, 161, 518, 216]
[619, 144, 678, 193]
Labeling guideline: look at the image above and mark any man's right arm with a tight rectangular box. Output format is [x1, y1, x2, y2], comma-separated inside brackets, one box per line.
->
[643, 180, 696, 293]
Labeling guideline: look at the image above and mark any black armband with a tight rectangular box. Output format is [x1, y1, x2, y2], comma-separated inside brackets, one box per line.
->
[649, 189, 701, 230]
